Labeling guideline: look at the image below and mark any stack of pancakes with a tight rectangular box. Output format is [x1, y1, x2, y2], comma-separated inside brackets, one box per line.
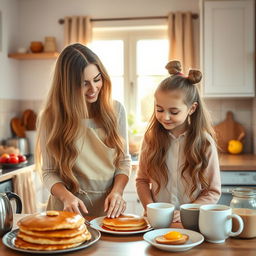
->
[14, 211, 91, 251]
[102, 214, 148, 231]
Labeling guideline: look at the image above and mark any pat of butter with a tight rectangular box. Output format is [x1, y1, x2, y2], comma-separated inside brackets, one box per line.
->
[46, 210, 59, 216]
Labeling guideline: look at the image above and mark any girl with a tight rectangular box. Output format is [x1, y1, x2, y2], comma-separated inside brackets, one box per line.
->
[36, 43, 131, 218]
[136, 60, 221, 219]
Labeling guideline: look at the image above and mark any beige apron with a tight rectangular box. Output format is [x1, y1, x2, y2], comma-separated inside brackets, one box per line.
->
[47, 127, 116, 216]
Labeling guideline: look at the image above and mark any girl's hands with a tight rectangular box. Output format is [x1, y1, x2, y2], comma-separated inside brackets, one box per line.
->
[62, 193, 88, 216]
[104, 191, 126, 218]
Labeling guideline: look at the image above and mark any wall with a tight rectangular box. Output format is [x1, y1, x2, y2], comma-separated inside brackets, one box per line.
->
[205, 99, 253, 153]
[17, 0, 199, 100]
[0, 0, 19, 99]
[0, 0, 20, 140]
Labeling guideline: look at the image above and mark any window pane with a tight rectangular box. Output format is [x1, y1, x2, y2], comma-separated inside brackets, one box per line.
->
[111, 77, 124, 103]
[137, 40, 169, 75]
[91, 40, 124, 104]
[90, 40, 124, 76]
[137, 75, 167, 122]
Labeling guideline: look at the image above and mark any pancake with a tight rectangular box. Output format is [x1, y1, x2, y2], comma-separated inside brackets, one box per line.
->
[14, 237, 84, 251]
[17, 211, 85, 231]
[14, 211, 92, 251]
[102, 214, 148, 231]
[103, 223, 148, 231]
[17, 230, 91, 245]
[19, 224, 87, 238]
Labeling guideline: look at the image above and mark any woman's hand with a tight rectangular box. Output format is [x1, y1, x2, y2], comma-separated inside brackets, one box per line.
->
[51, 182, 88, 216]
[104, 191, 126, 218]
[62, 193, 88, 216]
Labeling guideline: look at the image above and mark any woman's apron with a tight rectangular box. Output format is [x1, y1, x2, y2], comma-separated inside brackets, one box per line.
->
[47, 127, 117, 216]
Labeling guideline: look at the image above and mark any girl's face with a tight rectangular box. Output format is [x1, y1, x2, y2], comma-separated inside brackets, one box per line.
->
[82, 64, 103, 103]
[154, 89, 197, 136]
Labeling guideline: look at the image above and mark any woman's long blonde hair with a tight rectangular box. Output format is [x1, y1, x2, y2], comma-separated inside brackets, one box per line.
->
[36, 43, 124, 193]
[139, 60, 215, 198]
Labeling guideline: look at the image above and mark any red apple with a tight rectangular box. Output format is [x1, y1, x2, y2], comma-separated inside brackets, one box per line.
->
[0, 154, 10, 163]
[18, 154, 27, 163]
[9, 156, 19, 164]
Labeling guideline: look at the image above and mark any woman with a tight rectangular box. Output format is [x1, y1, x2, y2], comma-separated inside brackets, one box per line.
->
[36, 43, 131, 218]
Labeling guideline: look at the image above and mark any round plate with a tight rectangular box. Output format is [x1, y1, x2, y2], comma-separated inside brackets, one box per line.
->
[143, 228, 204, 252]
[2, 227, 101, 254]
[90, 216, 153, 235]
[0, 160, 28, 169]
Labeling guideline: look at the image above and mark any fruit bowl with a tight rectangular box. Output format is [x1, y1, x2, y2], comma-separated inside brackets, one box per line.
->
[0, 161, 28, 169]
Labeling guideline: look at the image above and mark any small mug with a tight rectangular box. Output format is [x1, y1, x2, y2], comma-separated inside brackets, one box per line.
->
[147, 202, 175, 229]
[199, 204, 244, 243]
[180, 203, 201, 231]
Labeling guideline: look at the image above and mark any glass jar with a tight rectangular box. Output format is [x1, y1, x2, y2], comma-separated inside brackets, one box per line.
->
[230, 187, 256, 238]
[230, 187, 256, 209]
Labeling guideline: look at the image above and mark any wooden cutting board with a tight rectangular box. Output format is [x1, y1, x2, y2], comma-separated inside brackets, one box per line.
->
[213, 111, 245, 153]
[10, 117, 26, 137]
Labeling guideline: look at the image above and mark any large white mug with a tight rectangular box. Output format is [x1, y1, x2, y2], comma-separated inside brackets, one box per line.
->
[146, 202, 175, 229]
[199, 204, 244, 243]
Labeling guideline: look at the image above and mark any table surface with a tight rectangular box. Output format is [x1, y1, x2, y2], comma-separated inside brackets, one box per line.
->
[0, 214, 256, 256]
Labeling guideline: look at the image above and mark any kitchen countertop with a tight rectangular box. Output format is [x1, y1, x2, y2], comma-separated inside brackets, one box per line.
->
[0, 154, 255, 183]
[133, 154, 256, 171]
[0, 214, 255, 256]
[0, 155, 34, 183]
[219, 154, 256, 171]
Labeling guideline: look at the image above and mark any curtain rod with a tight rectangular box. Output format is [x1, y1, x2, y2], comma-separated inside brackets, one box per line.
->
[58, 14, 199, 24]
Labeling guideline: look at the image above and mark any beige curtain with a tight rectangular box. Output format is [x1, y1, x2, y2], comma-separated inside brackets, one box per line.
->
[168, 12, 195, 74]
[13, 168, 37, 214]
[64, 16, 92, 46]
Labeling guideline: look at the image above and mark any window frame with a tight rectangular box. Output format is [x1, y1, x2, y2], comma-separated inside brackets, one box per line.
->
[92, 26, 168, 121]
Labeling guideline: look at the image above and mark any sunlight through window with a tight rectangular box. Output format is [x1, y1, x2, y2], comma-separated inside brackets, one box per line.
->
[91, 40, 124, 103]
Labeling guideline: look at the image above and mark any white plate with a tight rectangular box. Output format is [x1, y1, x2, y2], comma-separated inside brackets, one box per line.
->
[2, 227, 100, 254]
[90, 216, 153, 235]
[143, 228, 204, 252]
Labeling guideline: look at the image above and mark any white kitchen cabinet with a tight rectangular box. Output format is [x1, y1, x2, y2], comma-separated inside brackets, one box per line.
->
[123, 167, 144, 216]
[201, 0, 255, 97]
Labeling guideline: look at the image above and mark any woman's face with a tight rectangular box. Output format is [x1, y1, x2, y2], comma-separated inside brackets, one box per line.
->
[154, 89, 197, 136]
[82, 64, 103, 103]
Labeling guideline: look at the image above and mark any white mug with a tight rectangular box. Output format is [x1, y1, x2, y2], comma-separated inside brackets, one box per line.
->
[146, 202, 175, 229]
[199, 204, 244, 243]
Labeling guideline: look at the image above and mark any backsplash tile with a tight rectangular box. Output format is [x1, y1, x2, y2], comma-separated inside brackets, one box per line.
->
[205, 98, 253, 153]
[0, 99, 43, 143]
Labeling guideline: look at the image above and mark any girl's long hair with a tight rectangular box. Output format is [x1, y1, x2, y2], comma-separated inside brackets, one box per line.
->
[36, 43, 124, 193]
[139, 60, 215, 198]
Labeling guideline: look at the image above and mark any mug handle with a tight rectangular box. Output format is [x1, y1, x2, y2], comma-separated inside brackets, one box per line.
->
[6, 192, 23, 214]
[228, 214, 244, 237]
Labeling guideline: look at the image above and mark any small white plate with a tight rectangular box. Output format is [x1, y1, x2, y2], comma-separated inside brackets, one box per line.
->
[90, 216, 153, 235]
[143, 228, 204, 252]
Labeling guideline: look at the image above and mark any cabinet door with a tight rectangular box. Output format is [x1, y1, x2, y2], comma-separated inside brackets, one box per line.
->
[202, 0, 254, 97]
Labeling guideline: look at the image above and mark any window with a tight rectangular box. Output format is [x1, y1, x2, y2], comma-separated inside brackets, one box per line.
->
[91, 27, 168, 126]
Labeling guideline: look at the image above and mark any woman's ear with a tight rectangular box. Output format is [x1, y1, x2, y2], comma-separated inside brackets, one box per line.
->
[189, 102, 198, 115]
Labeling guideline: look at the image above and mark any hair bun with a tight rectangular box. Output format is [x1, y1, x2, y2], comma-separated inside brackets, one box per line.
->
[188, 70, 202, 84]
[165, 60, 182, 75]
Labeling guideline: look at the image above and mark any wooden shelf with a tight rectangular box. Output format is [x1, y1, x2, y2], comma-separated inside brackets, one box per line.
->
[8, 52, 59, 60]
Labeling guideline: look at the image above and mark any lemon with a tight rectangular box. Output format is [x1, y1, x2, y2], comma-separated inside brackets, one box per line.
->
[228, 140, 243, 154]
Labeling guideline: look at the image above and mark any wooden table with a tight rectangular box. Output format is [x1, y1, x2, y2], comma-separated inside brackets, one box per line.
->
[0, 214, 256, 256]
